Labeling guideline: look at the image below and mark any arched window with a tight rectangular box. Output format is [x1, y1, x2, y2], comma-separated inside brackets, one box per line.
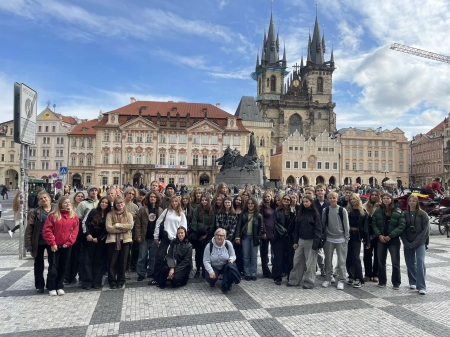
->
[317, 77, 323, 93]
[260, 137, 265, 147]
[289, 114, 303, 136]
[266, 78, 270, 87]
[259, 78, 262, 94]
[270, 75, 276, 92]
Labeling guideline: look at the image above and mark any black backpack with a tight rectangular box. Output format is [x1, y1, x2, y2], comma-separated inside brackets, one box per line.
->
[209, 241, 231, 254]
[319, 206, 344, 248]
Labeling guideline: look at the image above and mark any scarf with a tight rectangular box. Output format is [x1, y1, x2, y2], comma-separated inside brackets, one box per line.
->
[115, 212, 123, 251]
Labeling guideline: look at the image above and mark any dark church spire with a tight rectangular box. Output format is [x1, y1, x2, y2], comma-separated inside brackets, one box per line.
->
[310, 12, 325, 64]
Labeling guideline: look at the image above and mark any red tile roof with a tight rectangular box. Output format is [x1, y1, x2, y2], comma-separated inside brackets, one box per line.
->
[55, 113, 78, 125]
[426, 120, 445, 135]
[69, 119, 98, 135]
[272, 146, 282, 155]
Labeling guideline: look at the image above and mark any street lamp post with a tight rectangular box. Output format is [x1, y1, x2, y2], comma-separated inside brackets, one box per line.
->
[381, 170, 389, 188]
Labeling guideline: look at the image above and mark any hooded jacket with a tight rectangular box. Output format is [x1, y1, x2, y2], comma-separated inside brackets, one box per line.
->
[203, 238, 236, 274]
[24, 205, 55, 257]
[42, 210, 79, 247]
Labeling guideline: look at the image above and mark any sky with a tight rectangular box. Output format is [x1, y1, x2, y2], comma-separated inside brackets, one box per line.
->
[1, 0, 450, 140]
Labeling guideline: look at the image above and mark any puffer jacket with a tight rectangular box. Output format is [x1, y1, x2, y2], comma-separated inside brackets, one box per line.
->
[292, 208, 322, 250]
[105, 211, 134, 244]
[372, 206, 406, 238]
[42, 210, 79, 247]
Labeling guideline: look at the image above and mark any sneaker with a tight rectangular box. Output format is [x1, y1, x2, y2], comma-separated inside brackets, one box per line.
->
[36, 288, 44, 294]
[251, 276, 257, 281]
[418, 289, 427, 295]
[363, 276, 371, 282]
[330, 276, 336, 284]
[372, 277, 379, 283]
[137, 275, 145, 282]
[347, 278, 354, 285]
[353, 280, 362, 288]
[274, 279, 281, 285]
[8, 230, 13, 238]
[337, 281, 344, 290]
[57, 289, 65, 296]
[194, 271, 200, 278]
[125, 271, 131, 280]
[377, 284, 386, 288]
[393, 285, 400, 290]
[110, 285, 117, 290]
[320, 269, 326, 277]
[322, 281, 330, 288]
[409, 285, 417, 290]
[49, 290, 57, 296]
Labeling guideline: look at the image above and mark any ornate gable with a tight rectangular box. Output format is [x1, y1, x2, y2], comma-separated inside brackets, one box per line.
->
[187, 120, 223, 133]
[120, 116, 158, 131]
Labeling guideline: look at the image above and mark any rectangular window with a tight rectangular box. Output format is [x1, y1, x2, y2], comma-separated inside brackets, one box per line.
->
[127, 133, 133, 142]
[202, 135, 209, 144]
[136, 133, 143, 143]
[333, 162, 337, 170]
[80, 139, 85, 148]
[10, 154, 14, 162]
[399, 144, 403, 149]
[179, 154, 186, 165]
[375, 151, 378, 158]
[169, 154, 175, 165]
[223, 136, 230, 145]
[382, 151, 385, 158]
[389, 141, 392, 146]
[368, 150, 372, 157]
[72, 157, 77, 166]
[359, 150, 363, 157]
[345, 150, 349, 157]
[400, 164, 404, 172]
[345, 140, 349, 145]
[126, 153, 132, 164]
[374, 163, 379, 170]
[202, 155, 208, 166]
[56, 137, 60, 145]
[382, 141, 385, 146]
[11, 141, 15, 148]
[1, 154, 4, 161]
[41, 161, 48, 169]
[146, 133, 152, 143]
[38, 126, 42, 132]
[169, 178, 175, 185]
[345, 162, 349, 170]
[179, 134, 186, 144]
[302, 162, 307, 169]
[136, 154, 142, 164]
[382, 163, 386, 170]
[211, 155, 217, 166]
[286, 161, 291, 169]
[193, 154, 198, 166]
[352, 150, 356, 157]
[317, 162, 322, 169]
[102, 177, 108, 186]
[104, 132, 109, 141]
[115, 132, 121, 142]
[87, 157, 92, 166]
[103, 153, 109, 164]
[193, 135, 199, 144]
[211, 136, 218, 145]
[389, 163, 393, 171]
[52, 126, 56, 132]
[72, 139, 77, 148]
[159, 177, 165, 183]
[368, 163, 373, 170]
[233, 136, 240, 146]
[325, 162, 330, 170]
[374, 141, 378, 146]
[113, 177, 119, 185]
[294, 161, 299, 169]
[159, 154, 165, 165]
[113, 153, 119, 165]
[169, 134, 176, 143]
[388, 150, 392, 158]
[79, 157, 84, 166]
[45, 126, 49, 132]
[86, 175, 91, 184]
[352, 162, 356, 170]
[358, 162, 363, 170]
[160, 134, 166, 143]
[399, 152, 404, 160]
[146, 154, 151, 165]
[368, 141, 372, 146]
[1, 140, 4, 147]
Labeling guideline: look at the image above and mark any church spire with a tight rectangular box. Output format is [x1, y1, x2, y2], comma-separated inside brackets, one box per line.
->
[264, 11, 278, 64]
[310, 11, 325, 64]
[256, 53, 260, 68]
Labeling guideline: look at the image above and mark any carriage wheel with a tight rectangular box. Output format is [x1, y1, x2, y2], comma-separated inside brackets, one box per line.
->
[439, 216, 450, 236]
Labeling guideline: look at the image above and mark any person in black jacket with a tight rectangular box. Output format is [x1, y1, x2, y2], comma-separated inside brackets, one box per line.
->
[82, 196, 111, 289]
[287, 195, 322, 289]
[157, 226, 192, 289]
[272, 195, 296, 285]
[345, 193, 370, 288]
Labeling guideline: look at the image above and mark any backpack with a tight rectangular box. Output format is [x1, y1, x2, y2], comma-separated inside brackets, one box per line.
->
[318, 206, 344, 248]
[209, 241, 231, 255]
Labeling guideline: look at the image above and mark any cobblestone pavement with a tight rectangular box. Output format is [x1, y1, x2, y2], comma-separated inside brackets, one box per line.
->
[0, 234, 450, 337]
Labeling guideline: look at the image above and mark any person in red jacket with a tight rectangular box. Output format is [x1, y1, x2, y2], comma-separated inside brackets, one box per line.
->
[43, 196, 79, 296]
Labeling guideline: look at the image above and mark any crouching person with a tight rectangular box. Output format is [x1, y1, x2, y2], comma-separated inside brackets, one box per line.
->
[203, 228, 240, 294]
[158, 226, 192, 289]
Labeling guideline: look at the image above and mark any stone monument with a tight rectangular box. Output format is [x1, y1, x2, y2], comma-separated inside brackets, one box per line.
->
[215, 132, 265, 186]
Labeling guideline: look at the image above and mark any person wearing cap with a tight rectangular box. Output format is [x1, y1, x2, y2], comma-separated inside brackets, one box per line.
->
[162, 184, 177, 210]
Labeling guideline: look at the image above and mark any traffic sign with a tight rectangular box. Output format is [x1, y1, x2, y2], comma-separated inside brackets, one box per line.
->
[55, 181, 63, 189]
[59, 167, 68, 176]
[13, 83, 37, 145]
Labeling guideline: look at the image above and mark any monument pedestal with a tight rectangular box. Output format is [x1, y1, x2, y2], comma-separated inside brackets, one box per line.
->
[215, 168, 264, 186]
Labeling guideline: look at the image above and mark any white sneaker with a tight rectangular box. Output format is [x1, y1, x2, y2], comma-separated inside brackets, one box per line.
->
[57, 289, 65, 296]
[49, 290, 57, 296]
[409, 285, 417, 290]
[337, 281, 344, 290]
[8, 230, 13, 239]
[418, 289, 427, 295]
[330, 276, 336, 284]
[347, 278, 354, 285]
[322, 281, 330, 288]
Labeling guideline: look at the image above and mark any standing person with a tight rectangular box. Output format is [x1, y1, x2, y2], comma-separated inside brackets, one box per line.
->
[124, 187, 139, 278]
[24, 191, 55, 293]
[235, 197, 263, 281]
[181, 194, 193, 234]
[272, 194, 296, 285]
[287, 195, 321, 289]
[82, 196, 111, 289]
[42, 196, 79, 296]
[72, 192, 85, 210]
[212, 194, 224, 213]
[213, 196, 238, 242]
[259, 192, 275, 278]
[190, 187, 203, 209]
[338, 186, 353, 207]
[189, 195, 214, 278]
[135, 192, 163, 281]
[363, 190, 381, 283]
[372, 193, 406, 289]
[8, 193, 22, 238]
[105, 196, 134, 289]
[161, 184, 177, 209]
[157, 226, 192, 289]
[402, 195, 430, 294]
[214, 182, 229, 199]
[314, 184, 330, 276]
[107, 189, 117, 207]
[148, 196, 187, 286]
[321, 192, 350, 290]
[345, 193, 369, 288]
[232, 195, 245, 275]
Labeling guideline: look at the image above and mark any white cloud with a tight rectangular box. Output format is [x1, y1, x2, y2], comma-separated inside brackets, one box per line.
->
[218, 0, 228, 10]
[337, 20, 363, 51]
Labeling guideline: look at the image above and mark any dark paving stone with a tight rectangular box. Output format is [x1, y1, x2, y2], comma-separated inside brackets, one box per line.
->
[249, 318, 294, 337]
[119, 311, 245, 334]
[267, 299, 372, 317]
[0, 270, 30, 291]
[20, 259, 36, 267]
[89, 288, 125, 325]
[381, 305, 450, 337]
[0, 268, 15, 271]
[426, 275, 450, 287]
[226, 284, 263, 310]
[383, 290, 450, 306]
[0, 326, 88, 337]
[426, 252, 450, 262]
[426, 262, 450, 269]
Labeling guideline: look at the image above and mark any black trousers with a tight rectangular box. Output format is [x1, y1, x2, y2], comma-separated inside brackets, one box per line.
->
[377, 237, 401, 286]
[271, 237, 294, 281]
[260, 238, 271, 276]
[47, 246, 72, 291]
[363, 236, 379, 278]
[65, 240, 82, 282]
[233, 242, 244, 273]
[346, 231, 364, 283]
[83, 240, 106, 288]
[188, 232, 206, 272]
[153, 233, 171, 280]
[107, 242, 130, 287]
[34, 244, 51, 290]
[158, 265, 190, 289]
[127, 240, 140, 271]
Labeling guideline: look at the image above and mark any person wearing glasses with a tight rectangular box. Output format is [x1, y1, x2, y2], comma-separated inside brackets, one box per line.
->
[363, 190, 381, 283]
[372, 193, 406, 289]
[241, 192, 251, 204]
[272, 195, 296, 285]
[124, 187, 139, 278]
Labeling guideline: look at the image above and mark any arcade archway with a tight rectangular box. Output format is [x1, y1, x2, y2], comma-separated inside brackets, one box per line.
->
[300, 175, 309, 186]
[199, 173, 210, 185]
[344, 177, 352, 185]
[286, 175, 296, 186]
[5, 169, 18, 188]
[369, 177, 378, 186]
[316, 176, 325, 185]
[72, 174, 81, 188]
[329, 176, 336, 186]
[356, 177, 362, 185]
[133, 172, 143, 187]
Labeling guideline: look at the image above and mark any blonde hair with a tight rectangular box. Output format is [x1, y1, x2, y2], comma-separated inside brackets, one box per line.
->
[13, 193, 20, 212]
[110, 196, 131, 224]
[347, 193, 365, 215]
[327, 191, 339, 199]
[72, 192, 85, 209]
[407, 195, 426, 215]
[51, 196, 76, 221]
[364, 190, 381, 215]
[168, 195, 183, 216]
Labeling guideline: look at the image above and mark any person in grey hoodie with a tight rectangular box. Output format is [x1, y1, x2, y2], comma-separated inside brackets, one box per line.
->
[401, 195, 429, 295]
[203, 228, 237, 293]
[321, 191, 349, 290]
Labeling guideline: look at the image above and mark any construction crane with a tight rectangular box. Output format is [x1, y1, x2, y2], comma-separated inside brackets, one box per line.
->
[390, 43, 450, 64]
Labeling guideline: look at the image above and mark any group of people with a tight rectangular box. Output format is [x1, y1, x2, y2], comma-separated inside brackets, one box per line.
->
[23, 181, 429, 296]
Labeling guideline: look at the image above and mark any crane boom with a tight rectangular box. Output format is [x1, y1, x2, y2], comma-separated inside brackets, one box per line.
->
[390, 43, 450, 64]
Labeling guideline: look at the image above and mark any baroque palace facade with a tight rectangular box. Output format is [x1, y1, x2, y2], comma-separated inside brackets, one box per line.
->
[67, 99, 250, 187]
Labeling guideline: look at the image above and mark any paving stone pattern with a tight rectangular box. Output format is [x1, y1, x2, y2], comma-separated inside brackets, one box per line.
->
[0, 235, 450, 336]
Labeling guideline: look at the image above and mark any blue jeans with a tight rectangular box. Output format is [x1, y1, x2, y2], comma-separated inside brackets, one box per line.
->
[404, 243, 426, 291]
[137, 239, 158, 277]
[242, 236, 258, 277]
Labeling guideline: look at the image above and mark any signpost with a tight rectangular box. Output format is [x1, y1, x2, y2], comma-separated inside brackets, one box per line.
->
[13, 82, 37, 260]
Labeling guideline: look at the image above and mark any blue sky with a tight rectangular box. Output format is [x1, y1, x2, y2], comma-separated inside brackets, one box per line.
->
[1, 0, 450, 139]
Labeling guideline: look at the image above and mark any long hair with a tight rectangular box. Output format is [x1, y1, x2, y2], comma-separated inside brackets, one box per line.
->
[190, 187, 202, 204]
[232, 195, 243, 211]
[380, 192, 395, 217]
[145, 191, 161, 208]
[51, 196, 76, 221]
[110, 196, 131, 224]
[296, 195, 319, 221]
[90, 196, 111, 227]
[176, 226, 189, 242]
[347, 193, 365, 215]
[243, 196, 260, 214]
[72, 192, 85, 209]
[181, 194, 192, 219]
[214, 182, 228, 199]
[407, 195, 426, 215]
[13, 192, 20, 212]
[222, 196, 236, 215]
[213, 194, 225, 214]
[168, 195, 183, 216]
[260, 191, 272, 209]
[198, 195, 213, 224]
[364, 190, 381, 215]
